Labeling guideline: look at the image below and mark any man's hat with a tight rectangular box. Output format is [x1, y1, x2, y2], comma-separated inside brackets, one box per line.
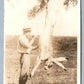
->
[23, 23, 31, 33]
[23, 27, 31, 33]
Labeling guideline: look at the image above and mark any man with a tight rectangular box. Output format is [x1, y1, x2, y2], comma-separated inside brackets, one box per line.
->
[18, 27, 37, 84]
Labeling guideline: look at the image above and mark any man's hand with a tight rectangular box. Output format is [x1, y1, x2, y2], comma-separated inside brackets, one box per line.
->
[27, 48, 32, 54]
[27, 45, 38, 54]
[32, 45, 38, 50]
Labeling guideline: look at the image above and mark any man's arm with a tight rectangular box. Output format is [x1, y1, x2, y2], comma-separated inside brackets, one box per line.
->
[28, 35, 36, 46]
[27, 36, 39, 53]
[19, 36, 31, 48]
[19, 35, 38, 53]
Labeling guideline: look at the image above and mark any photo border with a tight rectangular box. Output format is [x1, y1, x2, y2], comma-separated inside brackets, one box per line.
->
[81, 0, 84, 84]
[0, 0, 4, 84]
[0, 0, 83, 84]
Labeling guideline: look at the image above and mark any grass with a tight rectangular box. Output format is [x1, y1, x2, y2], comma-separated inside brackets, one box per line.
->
[5, 35, 77, 84]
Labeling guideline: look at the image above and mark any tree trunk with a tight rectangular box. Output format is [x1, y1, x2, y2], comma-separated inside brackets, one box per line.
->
[40, 2, 54, 60]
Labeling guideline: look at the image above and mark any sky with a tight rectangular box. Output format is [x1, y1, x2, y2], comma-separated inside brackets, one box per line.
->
[4, 0, 80, 36]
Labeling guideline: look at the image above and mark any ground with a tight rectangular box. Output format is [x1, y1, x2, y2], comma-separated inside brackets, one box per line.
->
[5, 35, 77, 84]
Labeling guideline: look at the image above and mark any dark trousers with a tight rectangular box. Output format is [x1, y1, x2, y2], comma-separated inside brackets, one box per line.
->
[19, 53, 30, 84]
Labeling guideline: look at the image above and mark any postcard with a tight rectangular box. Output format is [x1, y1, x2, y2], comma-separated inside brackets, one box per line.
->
[4, 0, 81, 84]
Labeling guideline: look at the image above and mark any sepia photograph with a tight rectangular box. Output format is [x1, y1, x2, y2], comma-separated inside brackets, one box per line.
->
[4, 0, 80, 84]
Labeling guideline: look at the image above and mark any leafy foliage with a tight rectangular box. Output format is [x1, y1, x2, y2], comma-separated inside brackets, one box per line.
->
[28, 0, 49, 19]
[28, 0, 78, 19]
[64, 0, 78, 8]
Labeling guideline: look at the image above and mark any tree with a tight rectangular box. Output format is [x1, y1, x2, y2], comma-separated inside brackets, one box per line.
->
[28, 0, 78, 18]
[28, 0, 78, 77]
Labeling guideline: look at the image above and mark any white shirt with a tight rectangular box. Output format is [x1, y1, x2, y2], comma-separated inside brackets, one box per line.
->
[18, 35, 31, 54]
